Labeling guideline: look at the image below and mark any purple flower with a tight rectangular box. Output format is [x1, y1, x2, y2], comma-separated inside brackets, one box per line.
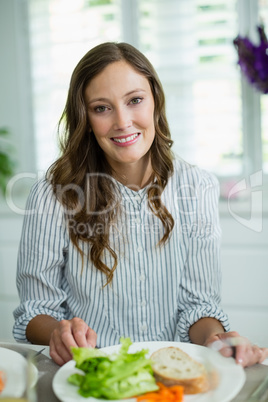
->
[234, 25, 268, 94]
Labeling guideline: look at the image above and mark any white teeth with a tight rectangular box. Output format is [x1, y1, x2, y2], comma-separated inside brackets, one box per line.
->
[113, 133, 139, 143]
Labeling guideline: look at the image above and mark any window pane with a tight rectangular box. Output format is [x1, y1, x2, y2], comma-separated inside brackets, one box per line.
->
[194, 0, 242, 175]
[28, 0, 122, 172]
[138, 0, 242, 176]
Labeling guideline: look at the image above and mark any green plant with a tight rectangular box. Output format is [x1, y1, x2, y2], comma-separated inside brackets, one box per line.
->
[0, 127, 15, 195]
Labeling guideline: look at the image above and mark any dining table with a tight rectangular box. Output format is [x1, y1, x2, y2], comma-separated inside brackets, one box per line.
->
[0, 341, 268, 402]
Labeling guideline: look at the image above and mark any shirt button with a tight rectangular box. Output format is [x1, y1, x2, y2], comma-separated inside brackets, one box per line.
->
[139, 274, 145, 281]
[140, 324, 147, 332]
[137, 246, 143, 253]
[141, 300, 146, 307]
[135, 218, 141, 224]
[134, 195, 140, 202]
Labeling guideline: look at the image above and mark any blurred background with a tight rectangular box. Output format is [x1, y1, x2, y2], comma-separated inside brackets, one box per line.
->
[0, 0, 267, 345]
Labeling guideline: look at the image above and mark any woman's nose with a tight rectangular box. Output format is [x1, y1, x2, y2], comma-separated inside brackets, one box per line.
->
[113, 108, 132, 131]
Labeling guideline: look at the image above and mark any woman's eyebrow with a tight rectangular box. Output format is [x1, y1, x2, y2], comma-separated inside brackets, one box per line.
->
[124, 88, 146, 97]
[87, 97, 109, 105]
[87, 88, 146, 105]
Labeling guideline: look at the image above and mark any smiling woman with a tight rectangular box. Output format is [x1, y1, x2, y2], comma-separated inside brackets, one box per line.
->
[47, 42, 174, 279]
[1, 0, 268, 365]
[12, 41, 268, 369]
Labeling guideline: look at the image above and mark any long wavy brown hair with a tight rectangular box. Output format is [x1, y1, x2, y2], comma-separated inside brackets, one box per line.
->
[47, 42, 174, 285]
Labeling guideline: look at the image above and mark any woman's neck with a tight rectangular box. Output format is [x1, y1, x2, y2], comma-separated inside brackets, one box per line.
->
[111, 157, 153, 191]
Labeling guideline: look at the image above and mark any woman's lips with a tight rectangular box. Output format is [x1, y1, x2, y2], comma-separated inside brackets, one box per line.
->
[111, 132, 141, 146]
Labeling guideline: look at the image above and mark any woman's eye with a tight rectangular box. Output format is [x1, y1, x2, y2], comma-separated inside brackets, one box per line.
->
[95, 106, 107, 113]
[130, 97, 142, 105]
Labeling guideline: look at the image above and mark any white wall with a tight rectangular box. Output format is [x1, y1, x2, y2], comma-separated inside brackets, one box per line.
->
[0, 0, 35, 339]
[0, 211, 23, 340]
[220, 210, 268, 347]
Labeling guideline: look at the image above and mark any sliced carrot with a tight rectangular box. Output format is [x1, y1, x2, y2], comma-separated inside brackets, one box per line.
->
[169, 385, 184, 399]
[0, 370, 6, 393]
[136, 382, 184, 402]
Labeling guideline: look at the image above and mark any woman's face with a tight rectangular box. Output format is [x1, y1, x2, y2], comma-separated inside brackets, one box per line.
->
[85, 61, 155, 172]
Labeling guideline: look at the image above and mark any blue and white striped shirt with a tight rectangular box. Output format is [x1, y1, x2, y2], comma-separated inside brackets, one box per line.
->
[13, 158, 230, 346]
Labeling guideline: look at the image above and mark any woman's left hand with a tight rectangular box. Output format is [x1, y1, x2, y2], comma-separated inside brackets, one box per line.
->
[205, 331, 268, 367]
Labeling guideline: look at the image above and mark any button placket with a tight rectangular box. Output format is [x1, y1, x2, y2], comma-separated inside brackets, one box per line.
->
[130, 204, 144, 253]
[129, 191, 148, 335]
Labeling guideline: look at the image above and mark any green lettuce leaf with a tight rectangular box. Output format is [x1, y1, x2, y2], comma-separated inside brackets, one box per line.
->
[67, 337, 158, 399]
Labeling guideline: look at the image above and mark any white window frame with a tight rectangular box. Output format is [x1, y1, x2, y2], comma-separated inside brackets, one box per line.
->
[238, 0, 263, 178]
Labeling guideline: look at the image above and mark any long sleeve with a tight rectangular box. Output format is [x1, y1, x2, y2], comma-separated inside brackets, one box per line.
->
[175, 168, 230, 342]
[13, 179, 69, 342]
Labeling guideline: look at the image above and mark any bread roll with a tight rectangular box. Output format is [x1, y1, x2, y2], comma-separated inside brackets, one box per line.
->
[150, 346, 210, 394]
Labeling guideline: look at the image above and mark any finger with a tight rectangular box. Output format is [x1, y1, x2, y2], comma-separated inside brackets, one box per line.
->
[49, 335, 72, 366]
[53, 320, 79, 361]
[208, 332, 245, 353]
[233, 342, 249, 366]
[209, 332, 247, 365]
[236, 343, 263, 367]
[60, 319, 81, 350]
[219, 345, 234, 358]
[50, 344, 66, 366]
[69, 317, 91, 348]
[218, 331, 240, 339]
[85, 327, 97, 348]
[248, 344, 264, 366]
[217, 331, 246, 346]
[259, 348, 268, 363]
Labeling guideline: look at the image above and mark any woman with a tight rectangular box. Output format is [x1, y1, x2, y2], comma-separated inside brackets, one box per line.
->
[13, 42, 267, 367]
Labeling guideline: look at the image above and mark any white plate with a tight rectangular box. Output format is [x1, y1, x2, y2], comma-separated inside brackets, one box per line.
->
[0, 347, 38, 398]
[52, 341, 246, 402]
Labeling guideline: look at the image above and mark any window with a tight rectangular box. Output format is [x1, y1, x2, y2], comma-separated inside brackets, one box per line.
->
[27, 0, 268, 184]
[137, 0, 242, 176]
[260, 1, 268, 172]
[28, 0, 123, 171]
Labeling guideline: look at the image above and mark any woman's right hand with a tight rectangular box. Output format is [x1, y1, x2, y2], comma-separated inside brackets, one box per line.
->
[49, 317, 97, 366]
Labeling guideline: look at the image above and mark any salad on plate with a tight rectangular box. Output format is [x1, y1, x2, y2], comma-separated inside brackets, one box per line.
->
[68, 337, 160, 400]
